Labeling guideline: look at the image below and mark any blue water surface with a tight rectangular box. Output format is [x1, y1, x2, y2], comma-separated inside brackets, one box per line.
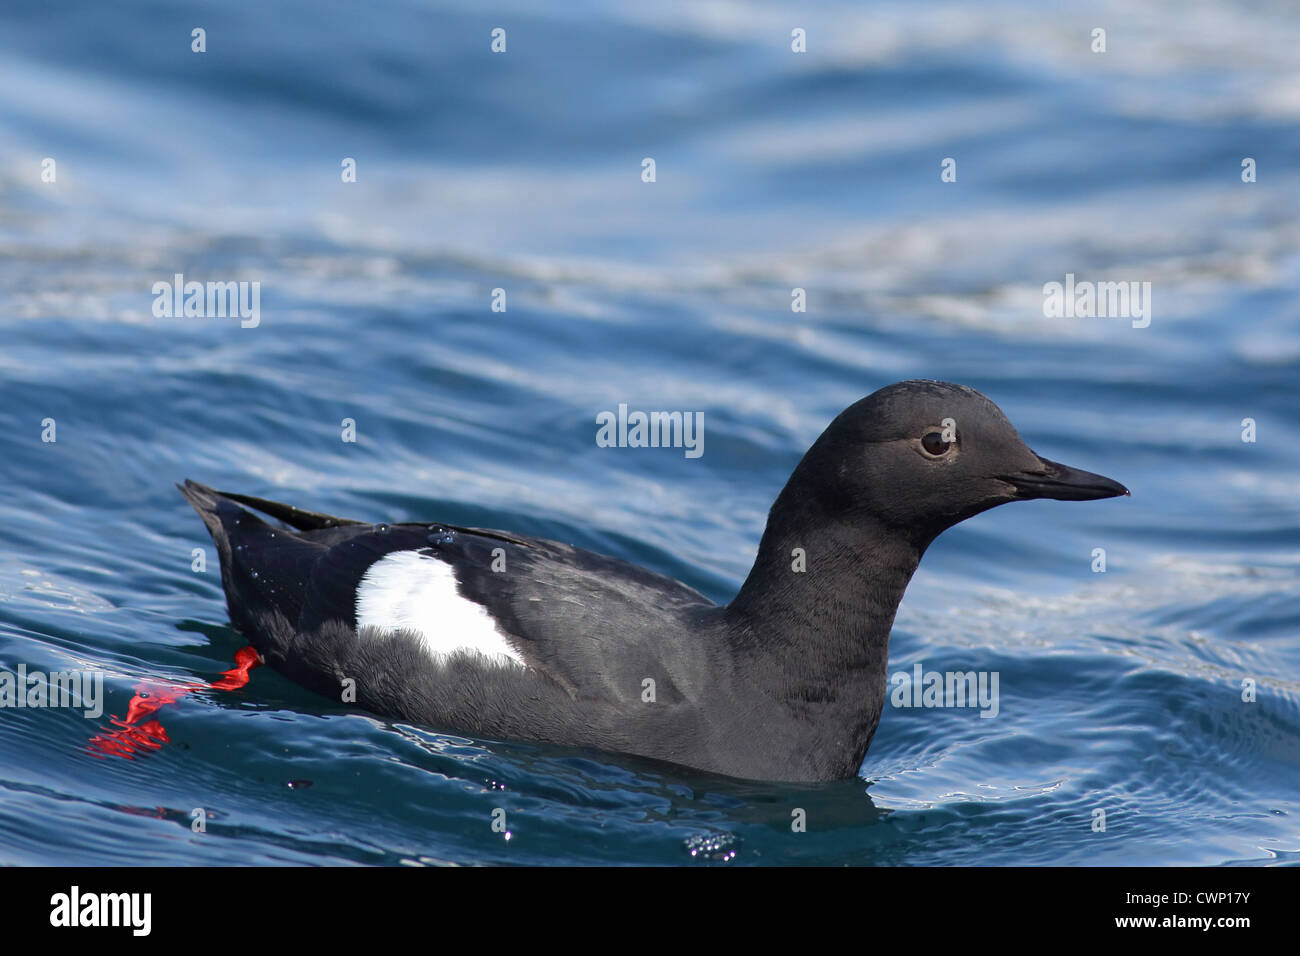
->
[1, 0, 1298, 865]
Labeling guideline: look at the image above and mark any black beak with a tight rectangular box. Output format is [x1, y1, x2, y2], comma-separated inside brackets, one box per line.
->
[1002, 455, 1129, 502]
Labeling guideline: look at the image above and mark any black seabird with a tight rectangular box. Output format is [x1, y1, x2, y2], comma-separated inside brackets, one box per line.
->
[181, 380, 1127, 781]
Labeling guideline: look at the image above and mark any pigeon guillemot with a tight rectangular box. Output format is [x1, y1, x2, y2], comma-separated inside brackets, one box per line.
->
[181, 380, 1127, 781]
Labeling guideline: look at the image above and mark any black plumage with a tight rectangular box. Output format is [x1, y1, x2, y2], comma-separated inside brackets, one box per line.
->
[181, 380, 1127, 781]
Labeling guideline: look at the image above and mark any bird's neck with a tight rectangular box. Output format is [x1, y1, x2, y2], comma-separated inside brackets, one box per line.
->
[729, 506, 922, 664]
[725, 497, 925, 774]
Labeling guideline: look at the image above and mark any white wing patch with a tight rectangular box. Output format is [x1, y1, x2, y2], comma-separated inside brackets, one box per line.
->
[355, 550, 526, 668]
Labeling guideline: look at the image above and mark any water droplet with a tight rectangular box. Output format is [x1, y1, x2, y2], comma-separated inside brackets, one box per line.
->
[682, 832, 739, 862]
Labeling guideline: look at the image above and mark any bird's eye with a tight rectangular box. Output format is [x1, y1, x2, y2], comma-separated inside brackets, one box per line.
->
[921, 431, 953, 457]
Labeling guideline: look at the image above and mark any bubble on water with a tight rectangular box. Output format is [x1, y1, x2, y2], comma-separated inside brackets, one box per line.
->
[682, 832, 740, 862]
